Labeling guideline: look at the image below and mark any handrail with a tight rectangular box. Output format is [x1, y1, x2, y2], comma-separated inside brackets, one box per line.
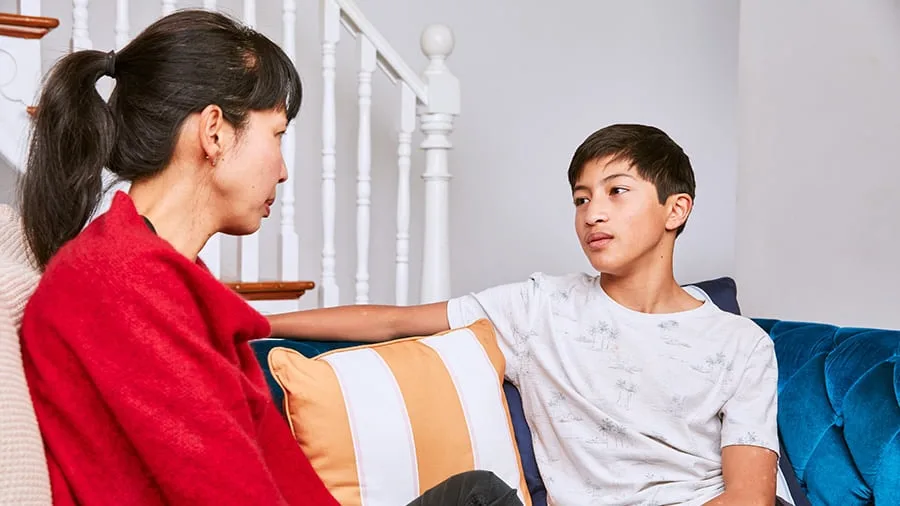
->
[334, 0, 428, 102]
[226, 281, 316, 301]
[0, 12, 59, 40]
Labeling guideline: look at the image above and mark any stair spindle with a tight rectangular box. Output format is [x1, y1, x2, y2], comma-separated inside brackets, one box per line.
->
[114, 0, 128, 49]
[243, 0, 256, 28]
[354, 36, 376, 305]
[71, 0, 91, 50]
[395, 83, 415, 305]
[279, 0, 300, 282]
[319, 0, 341, 307]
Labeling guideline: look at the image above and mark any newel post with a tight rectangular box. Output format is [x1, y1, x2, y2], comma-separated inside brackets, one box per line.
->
[418, 24, 460, 304]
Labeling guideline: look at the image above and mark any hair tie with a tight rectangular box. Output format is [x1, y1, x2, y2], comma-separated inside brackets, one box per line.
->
[104, 50, 117, 78]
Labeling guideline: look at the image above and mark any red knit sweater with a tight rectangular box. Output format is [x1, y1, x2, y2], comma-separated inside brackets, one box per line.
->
[20, 192, 338, 505]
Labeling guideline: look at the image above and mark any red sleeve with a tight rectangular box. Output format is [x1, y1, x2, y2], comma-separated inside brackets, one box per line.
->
[50, 252, 296, 505]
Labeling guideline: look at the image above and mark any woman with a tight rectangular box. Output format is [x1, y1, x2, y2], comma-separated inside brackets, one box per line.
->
[18, 9, 520, 506]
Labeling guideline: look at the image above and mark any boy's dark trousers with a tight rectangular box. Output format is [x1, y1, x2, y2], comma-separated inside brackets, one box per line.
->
[405, 470, 524, 506]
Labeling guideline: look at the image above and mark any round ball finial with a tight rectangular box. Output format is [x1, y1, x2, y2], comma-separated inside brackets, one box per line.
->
[421, 24, 454, 58]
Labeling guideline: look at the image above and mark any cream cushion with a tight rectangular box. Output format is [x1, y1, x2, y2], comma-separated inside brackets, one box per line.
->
[0, 204, 51, 505]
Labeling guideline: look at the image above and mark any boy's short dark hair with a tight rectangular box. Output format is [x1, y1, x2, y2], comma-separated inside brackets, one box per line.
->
[567, 124, 696, 235]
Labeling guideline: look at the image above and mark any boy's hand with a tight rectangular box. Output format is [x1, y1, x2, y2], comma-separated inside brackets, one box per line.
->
[702, 445, 778, 506]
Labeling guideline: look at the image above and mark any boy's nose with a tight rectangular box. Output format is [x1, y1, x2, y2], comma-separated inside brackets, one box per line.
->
[586, 202, 609, 224]
[587, 212, 608, 224]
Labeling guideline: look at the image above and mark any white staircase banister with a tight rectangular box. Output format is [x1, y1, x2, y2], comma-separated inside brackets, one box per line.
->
[333, 0, 427, 102]
[417, 25, 459, 303]
[7, 0, 460, 308]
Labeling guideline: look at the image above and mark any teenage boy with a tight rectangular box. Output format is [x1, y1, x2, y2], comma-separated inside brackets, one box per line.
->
[269, 124, 790, 506]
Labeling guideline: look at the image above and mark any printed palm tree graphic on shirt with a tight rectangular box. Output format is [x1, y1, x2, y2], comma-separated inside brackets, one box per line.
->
[582, 478, 607, 503]
[738, 431, 761, 445]
[615, 379, 639, 409]
[575, 321, 619, 351]
[691, 351, 736, 386]
[657, 394, 687, 417]
[509, 321, 538, 373]
[585, 417, 628, 448]
[658, 320, 691, 348]
[547, 390, 584, 424]
[547, 390, 566, 408]
[551, 286, 577, 303]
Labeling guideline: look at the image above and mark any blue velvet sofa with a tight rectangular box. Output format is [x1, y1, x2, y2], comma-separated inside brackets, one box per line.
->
[250, 277, 899, 506]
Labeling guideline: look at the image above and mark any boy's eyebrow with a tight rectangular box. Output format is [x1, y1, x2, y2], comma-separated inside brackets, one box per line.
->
[573, 173, 636, 192]
[572, 184, 591, 193]
[602, 173, 636, 182]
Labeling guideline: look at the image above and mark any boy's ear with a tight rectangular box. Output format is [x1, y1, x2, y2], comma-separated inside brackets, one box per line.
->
[665, 193, 693, 232]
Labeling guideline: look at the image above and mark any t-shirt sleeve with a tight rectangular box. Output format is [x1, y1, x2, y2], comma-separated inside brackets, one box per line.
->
[446, 274, 543, 384]
[720, 333, 781, 455]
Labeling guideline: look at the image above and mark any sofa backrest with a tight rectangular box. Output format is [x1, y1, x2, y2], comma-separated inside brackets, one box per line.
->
[0, 204, 51, 505]
[754, 318, 900, 506]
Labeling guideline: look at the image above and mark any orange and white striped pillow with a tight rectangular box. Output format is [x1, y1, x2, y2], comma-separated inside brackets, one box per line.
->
[268, 319, 531, 506]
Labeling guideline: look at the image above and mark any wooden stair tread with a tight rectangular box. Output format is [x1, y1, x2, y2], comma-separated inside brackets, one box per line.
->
[226, 281, 315, 301]
[0, 13, 59, 40]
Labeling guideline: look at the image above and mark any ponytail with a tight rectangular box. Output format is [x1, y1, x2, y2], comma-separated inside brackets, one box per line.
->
[19, 9, 302, 268]
[19, 50, 116, 269]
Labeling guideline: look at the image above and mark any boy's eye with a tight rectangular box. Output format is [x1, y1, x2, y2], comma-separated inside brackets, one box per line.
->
[574, 197, 589, 206]
[610, 187, 628, 195]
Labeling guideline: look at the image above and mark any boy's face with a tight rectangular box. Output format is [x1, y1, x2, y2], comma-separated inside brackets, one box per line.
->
[572, 156, 688, 276]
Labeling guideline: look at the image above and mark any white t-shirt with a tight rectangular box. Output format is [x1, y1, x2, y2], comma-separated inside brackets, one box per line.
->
[447, 272, 794, 506]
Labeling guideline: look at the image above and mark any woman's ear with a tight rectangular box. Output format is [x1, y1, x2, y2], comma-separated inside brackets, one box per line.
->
[198, 104, 224, 166]
[665, 193, 693, 232]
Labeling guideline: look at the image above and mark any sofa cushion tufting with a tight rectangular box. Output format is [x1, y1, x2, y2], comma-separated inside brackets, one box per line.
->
[754, 318, 900, 506]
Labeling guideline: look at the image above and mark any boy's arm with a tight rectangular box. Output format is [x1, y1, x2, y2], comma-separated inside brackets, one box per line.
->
[703, 445, 778, 506]
[266, 302, 450, 342]
[704, 332, 782, 506]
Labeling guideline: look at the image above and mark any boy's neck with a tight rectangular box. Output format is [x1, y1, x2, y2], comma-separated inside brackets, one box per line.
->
[599, 262, 702, 315]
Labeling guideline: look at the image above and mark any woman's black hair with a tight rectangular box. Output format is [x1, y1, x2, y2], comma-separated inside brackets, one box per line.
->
[18, 9, 302, 268]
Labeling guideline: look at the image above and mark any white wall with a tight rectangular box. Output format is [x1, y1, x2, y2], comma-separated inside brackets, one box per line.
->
[29, 0, 739, 307]
[0, 158, 17, 208]
[359, 0, 740, 302]
[737, 0, 900, 329]
[0, 0, 16, 208]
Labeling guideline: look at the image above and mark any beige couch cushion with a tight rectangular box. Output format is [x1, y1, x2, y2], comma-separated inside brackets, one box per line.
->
[0, 204, 51, 505]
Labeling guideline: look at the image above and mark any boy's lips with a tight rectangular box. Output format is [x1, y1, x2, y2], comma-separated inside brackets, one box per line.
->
[264, 198, 275, 217]
[586, 231, 613, 249]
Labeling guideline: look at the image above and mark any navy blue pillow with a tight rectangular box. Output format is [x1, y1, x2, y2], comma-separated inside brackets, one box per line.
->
[503, 382, 547, 505]
[250, 339, 359, 411]
[687, 276, 741, 315]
